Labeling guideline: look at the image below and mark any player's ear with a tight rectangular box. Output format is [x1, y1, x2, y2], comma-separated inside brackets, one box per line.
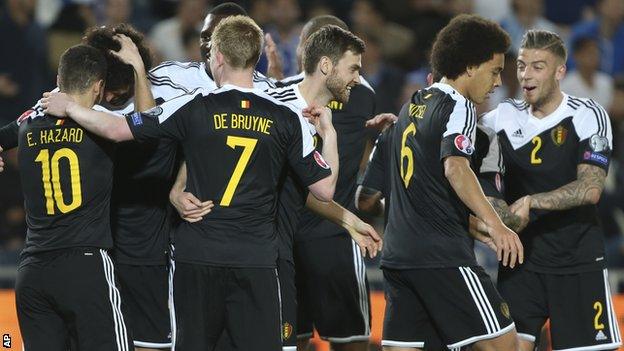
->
[466, 65, 477, 78]
[555, 63, 566, 81]
[319, 56, 332, 76]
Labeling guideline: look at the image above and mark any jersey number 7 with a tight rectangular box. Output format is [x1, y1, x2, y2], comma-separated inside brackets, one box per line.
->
[221, 136, 258, 207]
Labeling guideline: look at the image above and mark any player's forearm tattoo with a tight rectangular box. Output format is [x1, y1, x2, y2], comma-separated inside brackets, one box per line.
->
[530, 165, 606, 211]
[488, 197, 522, 232]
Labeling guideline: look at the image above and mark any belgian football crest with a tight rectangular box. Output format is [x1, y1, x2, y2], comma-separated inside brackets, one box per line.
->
[551, 125, 568, 146]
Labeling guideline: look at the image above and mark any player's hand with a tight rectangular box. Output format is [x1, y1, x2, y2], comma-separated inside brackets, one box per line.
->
[303, 105, 334, 139]
[170, 190, 214, 223]
[488, 222, 523, 268]
[365, 113, 397, 131]
[345, 220, 383, 258]
[509, 195, 531, 233]
[110, 34, 143, 71]
[469, 216, 497, 252]
[264, 33, 284, 80]
[0, 147, 4, 173]
[41, 92, 75, 117]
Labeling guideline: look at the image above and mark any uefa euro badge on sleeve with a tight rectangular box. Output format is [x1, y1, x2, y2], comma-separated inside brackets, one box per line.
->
[589, 134, 609, 153]
[454, 135, 474, 155]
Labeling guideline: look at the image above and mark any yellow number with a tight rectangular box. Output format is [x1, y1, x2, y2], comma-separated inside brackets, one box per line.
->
[531, 136, 542, 164]
[594, 301, 605, 330]
[221, 136, 258, 206]
[35, 148, 82, 215]
[400, 123, 417, 188]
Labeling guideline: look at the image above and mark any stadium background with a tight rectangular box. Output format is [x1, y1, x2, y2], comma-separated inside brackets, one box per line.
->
[0, 0, 623, 349]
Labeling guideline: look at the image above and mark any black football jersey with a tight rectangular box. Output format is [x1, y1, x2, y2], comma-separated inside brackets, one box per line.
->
[279, 74, 377, 242]
[265, 83, 314, 263]
[125, 84, 331, 267]
[14, 108, 115, 261]
[381, 82, 479, 269]
[481, 94, 613, 273]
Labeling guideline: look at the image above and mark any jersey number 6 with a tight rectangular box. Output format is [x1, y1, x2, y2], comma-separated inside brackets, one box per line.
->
[401, 123, 417, 188]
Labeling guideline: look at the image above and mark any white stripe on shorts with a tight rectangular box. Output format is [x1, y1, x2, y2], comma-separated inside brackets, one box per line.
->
[99, 249, 130, 351]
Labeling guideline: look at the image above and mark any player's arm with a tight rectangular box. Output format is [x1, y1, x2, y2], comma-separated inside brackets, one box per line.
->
[302, 106, 338, 201]
[109, 34, 155, 111]
[356, 185, 384, 217]
[356, 128, 389, 216]
[518, 164, 606, 211]
[487, 197, 525, 233]
[42, 92, 133, 142]
[0, 120, 19, 151]
[444, 156, 523, 267]
[305, 194, 382, 257]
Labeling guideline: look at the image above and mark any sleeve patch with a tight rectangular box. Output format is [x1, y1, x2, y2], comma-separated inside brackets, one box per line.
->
[589, 134, 610, 152]
[454, 134, 474, 155]
[143, 106, 164, 118]
[130, 112, 143, 126]
[313, 150, 330, 169]
[583, 151, 608, 165]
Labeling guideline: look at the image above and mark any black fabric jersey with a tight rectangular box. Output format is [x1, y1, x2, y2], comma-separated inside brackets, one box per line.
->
[12, 108, 115, 264]
[361, 124, 393, 223]
[278, 73, 377, 243]
[126, 84, 330, 267]
[381, 82, 479, 269]
[482, 95, 612, 273]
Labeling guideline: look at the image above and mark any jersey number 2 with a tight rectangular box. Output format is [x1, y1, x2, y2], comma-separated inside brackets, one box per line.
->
[531, 136, 543, 165]
[401, 123, 417, 188]
[221, 136, 258, 206]
[35, 148, 82, 215]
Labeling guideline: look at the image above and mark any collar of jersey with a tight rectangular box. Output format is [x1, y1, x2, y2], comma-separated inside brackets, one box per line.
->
[527, 93, 569, 124]
[430, 82, 462, 97]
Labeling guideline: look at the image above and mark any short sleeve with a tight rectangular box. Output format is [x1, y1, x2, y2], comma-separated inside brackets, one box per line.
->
[361, 127, 390, 195]
[573, 101, 613, 171]
[286, 110, 331, 186]
[125, 91, 201, 143]
[440, 99, 477, 160]
[0, 120, 19, 150]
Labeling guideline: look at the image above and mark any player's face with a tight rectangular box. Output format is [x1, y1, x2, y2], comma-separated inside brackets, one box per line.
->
[103, 87, 132, 108]
[467, 53, 504, 104]
[325, 50, 361, 103]
[517, 48, 565, 107]
[200, 14, 225, 63]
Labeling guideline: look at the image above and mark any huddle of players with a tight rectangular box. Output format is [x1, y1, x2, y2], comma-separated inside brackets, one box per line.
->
[358, 15, 620, 351]
[0, 3, 383, 351]
[0, 3, 620, 351]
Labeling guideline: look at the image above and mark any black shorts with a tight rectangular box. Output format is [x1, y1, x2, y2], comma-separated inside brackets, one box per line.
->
[294, 234, 370, 343]
[15, 247, 132, 351]
[278, 256, 297, 351]
[116, 263, 171, 349]
[382, 266, 515, 349]
[498, 266, 622, 351]
[171, 262, 282, 351]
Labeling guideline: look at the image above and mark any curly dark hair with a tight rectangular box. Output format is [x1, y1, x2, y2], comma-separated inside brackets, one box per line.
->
[82, 23, 153, 92]
[430, 14, 510, 80]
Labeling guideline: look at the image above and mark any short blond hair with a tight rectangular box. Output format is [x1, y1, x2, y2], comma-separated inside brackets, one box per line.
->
[212, 15, 263, 69]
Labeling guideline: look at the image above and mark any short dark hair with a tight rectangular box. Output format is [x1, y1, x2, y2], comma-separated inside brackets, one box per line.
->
[58, 45, 107, 94]
[303, 25, 365, 75]
[301, 15, 348, 43]
[83, 23, 152, 92]
[210, 2, 247, 16]
[430, 14, 510, 80]
[521, 30, 567, 62]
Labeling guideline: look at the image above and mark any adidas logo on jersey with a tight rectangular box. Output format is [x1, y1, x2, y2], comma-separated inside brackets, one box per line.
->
[595, 330, 607, 341]
[512, 129, 523, 138]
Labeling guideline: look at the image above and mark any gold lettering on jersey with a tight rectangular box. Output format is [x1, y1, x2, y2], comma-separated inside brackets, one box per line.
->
[551, 125, 568, 146]
[229, 114, 273, 135]
[37, 128, 83, 146]
[409, 104, 426, 118]
[26, 132, 36, 146]
[214, 113, 228, 129]
[327, 100, 343, 110]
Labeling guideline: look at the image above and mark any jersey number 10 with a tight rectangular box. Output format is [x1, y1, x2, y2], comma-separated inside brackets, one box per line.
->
[34, 148, 82, 215]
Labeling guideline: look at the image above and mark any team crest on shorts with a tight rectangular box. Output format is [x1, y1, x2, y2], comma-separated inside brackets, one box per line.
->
[454, 134, 474, 155]
[551, 125, 568, 146]
[282, 322, 293, 340]
[500, 302, 511, 319]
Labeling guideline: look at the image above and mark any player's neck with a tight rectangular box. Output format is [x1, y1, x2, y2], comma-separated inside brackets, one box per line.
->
[218, 67, 254, 89]
[440, 77, 470, 101]
[67, 93, 96, 110]
[299, 75, 332, 107]
[530, 90, 564, 119]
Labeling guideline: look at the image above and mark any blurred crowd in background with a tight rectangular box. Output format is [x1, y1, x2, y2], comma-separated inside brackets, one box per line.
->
[1, 0, 624, 285]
